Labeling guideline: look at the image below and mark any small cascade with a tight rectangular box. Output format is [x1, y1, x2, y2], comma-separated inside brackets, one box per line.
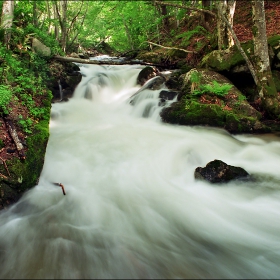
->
[58, 79, 63, 101]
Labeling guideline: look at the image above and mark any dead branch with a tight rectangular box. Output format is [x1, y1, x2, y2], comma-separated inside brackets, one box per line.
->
[5, 119, 25, 160]
[53, 182, 66, 195]
[0, 156, 10, 177]
[146, 41, 198, 54]
[0, 173, 8, 179]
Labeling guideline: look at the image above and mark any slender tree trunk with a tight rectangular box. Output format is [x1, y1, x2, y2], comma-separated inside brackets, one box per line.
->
[217, 1, 227, 50]
[46, 1, 52, 35]
[1, 0, 14, 49]
[201, 0, 212, 31]
[33, 1, 38, 28]
[252, 0, 280, 118]
[52, 2, 59, 41]
[226, 0, 236, 47]
[217, 0, 236, 49]
[123, 17, 134, 50]
[60, 0, 68, 52]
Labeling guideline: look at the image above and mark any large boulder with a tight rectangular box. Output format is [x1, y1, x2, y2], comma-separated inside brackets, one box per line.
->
[194, 159, 249, 183]
[160, 68, 270, 134]
[31, 38, 51, 57]
[200, 37, 278, 73]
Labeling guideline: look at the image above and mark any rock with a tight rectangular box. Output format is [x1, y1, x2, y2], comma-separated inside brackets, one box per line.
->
[159, 90, 178, 100]
[31, 38, 51, 57]
[137, 66, 158, 86]
[160, 68, 270, 134]
[70, 52, 80, 58]
[78, 53, 89, 59]
[131, 75, 166, 102]
[194, 159, 249, 183]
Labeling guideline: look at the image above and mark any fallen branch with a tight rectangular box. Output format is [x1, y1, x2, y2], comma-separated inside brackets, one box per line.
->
[5, 119, 25, 160]
[146, 41, 198, 54]
[0, 156, 10, 177]
[52, 55, 172, 68]
[0, 173, 8, 179]
[53, 182, 66, 195]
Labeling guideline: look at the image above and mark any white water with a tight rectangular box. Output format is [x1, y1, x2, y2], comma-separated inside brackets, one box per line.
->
[1, 64, 280, 279]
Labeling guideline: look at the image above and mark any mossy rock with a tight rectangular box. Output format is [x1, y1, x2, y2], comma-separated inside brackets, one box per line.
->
[0, 94, 51, 210]
[201, 35, 280, 73]
[136, 51, 163, 64]
[200, 41, 254, 72]
[160, 68, 270, 134]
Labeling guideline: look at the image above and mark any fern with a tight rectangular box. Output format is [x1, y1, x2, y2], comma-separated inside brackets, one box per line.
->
[176, 26, 207, 45]
[192, 80, 233, 97]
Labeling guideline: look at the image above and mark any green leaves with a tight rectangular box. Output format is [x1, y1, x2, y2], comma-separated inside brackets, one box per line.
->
[192, 80, 233, 97]
[0, 85, 12, 115]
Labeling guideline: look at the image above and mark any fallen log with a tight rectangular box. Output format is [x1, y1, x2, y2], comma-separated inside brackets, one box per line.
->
[52, 55, 173, 68]
[5, 119, 25, 160]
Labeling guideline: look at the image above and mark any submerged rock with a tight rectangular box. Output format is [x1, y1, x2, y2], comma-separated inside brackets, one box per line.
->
[194, 159, 249, 183]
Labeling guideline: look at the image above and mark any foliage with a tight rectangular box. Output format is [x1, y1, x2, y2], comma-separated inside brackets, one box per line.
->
[18, 115, 33, 134]
[0, 85, 12, 115]
[189, 71, 202, 84]
[176, 26, 208, 46]
[192, 80, 233, 97]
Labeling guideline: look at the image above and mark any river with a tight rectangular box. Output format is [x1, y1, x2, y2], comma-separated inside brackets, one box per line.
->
[0, 63, 280, 278]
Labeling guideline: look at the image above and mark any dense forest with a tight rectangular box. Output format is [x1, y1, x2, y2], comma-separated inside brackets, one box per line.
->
[1, 0, 280, 208]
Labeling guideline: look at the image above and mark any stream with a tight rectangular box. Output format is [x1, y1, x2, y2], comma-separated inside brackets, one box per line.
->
[0, 62, 280, 278]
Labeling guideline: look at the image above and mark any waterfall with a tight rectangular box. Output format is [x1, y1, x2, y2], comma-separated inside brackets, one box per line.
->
[58, 79, 63, 101]
[1, 63, 280, 279]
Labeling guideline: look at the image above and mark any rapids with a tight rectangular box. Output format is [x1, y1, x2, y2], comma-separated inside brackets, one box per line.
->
[0, 63, 280, 279]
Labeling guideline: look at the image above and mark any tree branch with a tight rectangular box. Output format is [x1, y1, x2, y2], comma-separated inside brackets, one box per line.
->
[5, 119, 25, 160]
[146, 41, 198, 54]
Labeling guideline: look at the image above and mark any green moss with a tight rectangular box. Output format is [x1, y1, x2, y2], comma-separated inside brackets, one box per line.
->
[252, 26, 258, 37]
[0, 139, 4, 149]
[5, 119, 49, 191]
[200, 41, 254, 72]
[272, 70, 280, 92]
[267, 35, 280, 48]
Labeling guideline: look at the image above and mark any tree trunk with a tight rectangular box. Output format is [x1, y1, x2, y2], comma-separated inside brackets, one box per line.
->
[252, 0, 280, 118]
[60, 0, 68, 52]
[217, 1, 227, 50]
[201, 0, 212, 31]
[217, 0, 236, 50]
[52, 2, 60, 41]
[123, 17, 134, 50]
[226, 0, 236, 47]
[1, 0, 14, 48]
[33, 1, 39, 28]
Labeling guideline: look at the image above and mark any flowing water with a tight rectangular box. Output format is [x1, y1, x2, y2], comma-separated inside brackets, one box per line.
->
[1, 63, 280, 279]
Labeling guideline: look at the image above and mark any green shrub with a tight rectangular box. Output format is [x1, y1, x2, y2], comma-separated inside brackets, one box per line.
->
[0, 85, 12, 115]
